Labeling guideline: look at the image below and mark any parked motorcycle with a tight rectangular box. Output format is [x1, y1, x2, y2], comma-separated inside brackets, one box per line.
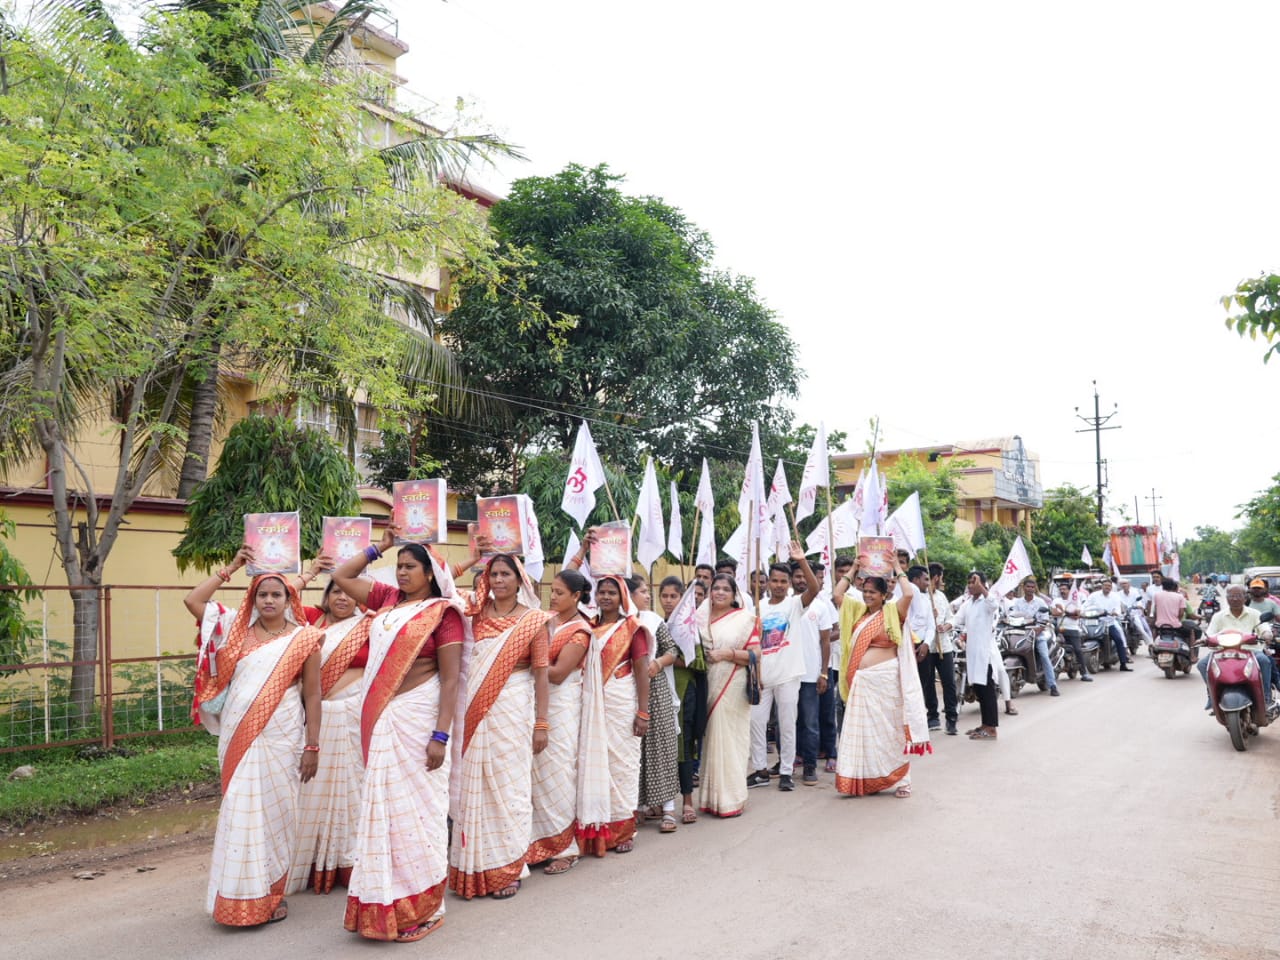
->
[1080, 609, 1118, 671]
[997, 608, 1061, 696]
[1203, 614, 1279, 751]
[1150, 624, 1193, 679]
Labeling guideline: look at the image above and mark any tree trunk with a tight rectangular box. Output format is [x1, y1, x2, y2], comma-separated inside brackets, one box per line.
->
[68, 578, 101, 726]
[177, 343, 221, 500]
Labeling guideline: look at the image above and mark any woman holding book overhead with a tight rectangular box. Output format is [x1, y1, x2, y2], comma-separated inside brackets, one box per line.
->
[696, 574, 758, 819]
[186, 546, 323, 928]
[830, 557, 931, 799]
[329, 528, 464, 943]
[449, 553, 550, 901]
[528, 570, 593, 876]
[287, 577, 371, 896]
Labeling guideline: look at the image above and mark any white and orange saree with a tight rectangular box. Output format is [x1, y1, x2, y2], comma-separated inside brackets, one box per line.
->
[195, 579, 321, 926]
[696, 605, 758, 818]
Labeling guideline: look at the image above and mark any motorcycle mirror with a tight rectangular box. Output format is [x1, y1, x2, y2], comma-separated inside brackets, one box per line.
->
[1260, 611, 1275, 624]
[1037, 606, 1049, 613]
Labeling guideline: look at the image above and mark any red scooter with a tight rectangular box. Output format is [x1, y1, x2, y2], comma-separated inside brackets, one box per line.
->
[1203, 623, 1279, 751]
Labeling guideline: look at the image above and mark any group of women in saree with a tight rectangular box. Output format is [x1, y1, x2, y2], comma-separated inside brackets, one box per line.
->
[188, 526, 929, 944]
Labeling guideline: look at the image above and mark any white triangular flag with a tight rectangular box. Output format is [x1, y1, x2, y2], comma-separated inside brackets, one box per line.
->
[860, 465, 883, 536]
[667, 480, 683, 559]
[561, 420, 607, 528]
[1100, 542, 1117, 577]
[723, 518, 752, 599]
[635, 457, 666, 570]
[885, 491, 927, 559]
[795, 422, 829, 523]
[694, 457, 714, 515]
[666, 584, 700, 665]
[804, 498, 860, 556]
[696, 510, 717, 567]
[1081, 544, 1092, 566]
[992, 536, 1035, 597]
[517, 494, 545, 582]
[767, 459, 792, 519]
[738, 422, 767, 532]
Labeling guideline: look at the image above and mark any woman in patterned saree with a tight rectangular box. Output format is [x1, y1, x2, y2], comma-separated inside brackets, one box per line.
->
[186, 547, 323, 927]
[528, 570, 592, 876]
[629, 576, 681, 834]
[287, 579, 370, 895]
[577, 575, 651, 856]
[831, 561, 931, 799]
[449, 554, 550, 901]
[697, 574, 758, 819]
[330, 531, 464, 943]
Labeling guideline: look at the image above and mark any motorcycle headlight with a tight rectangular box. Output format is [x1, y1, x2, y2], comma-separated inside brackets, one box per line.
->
[1218, 633, 1244, 649]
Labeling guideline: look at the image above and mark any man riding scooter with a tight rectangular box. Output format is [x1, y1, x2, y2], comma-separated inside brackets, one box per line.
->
[1083, 579, 1132, 672]
[1198, 585, 1275, 708]
[1008, 577, 1060, 696]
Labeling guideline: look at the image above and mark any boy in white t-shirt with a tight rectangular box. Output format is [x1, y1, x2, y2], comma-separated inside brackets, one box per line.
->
[748, 542, 819, 792]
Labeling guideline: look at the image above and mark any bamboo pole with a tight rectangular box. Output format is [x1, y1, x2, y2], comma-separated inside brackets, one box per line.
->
[687, 507, 702, 587]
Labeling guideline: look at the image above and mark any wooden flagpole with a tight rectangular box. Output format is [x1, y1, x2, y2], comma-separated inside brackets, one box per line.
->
[687, 507, 701, 586]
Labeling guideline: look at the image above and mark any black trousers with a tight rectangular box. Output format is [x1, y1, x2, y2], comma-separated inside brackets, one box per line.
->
[1061, 629, 1092, 677]
[677, 672, 708, 796]
[917, 651, 958, 723]
[972, 665, 999, 728]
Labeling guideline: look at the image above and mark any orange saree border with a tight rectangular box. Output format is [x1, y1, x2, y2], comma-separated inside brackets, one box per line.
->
[447, 855, 526, 899]
[344, 880, 445, 941]
[213, 873, 287, 926]
[525, 820, 578, 865]
[220, 627, 322, 795]
[835, 762, 910, 797]
[359, 602, 450, 763]
[598, 619, 640, 684]
[319, 617, 371, 696]
[575, 816, 636, 858]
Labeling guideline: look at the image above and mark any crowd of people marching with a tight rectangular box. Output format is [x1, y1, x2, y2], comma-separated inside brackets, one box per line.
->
[186, 523, 1190, 943]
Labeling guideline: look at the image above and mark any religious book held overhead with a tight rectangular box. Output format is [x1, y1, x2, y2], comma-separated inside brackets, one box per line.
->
[477, 495, 524, 555]
[858, 536, 896, 579]
[392, 479, 447, 543]
[590, 521, 632, 576]
[321, 516, 372, 563]
[243, 511, 301, 575]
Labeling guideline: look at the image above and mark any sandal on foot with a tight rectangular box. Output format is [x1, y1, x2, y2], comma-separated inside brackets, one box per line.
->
[969, 729, 997, 740]
[396, 918, 444, 942]
[1004, 704, 1019, 716]
[681, 805, 697, 824]
[491, 881, 521, 900]
[615, 840, 634, 854]
[824, 758, 837, 773]
[266, 901, 288, 924]
[543, 857, 577, 876]
[894, 784, 912, 799]
[660, 814, 678, 833]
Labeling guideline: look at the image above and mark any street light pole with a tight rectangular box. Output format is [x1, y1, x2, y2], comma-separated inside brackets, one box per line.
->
[1074, 381, 1120, 526]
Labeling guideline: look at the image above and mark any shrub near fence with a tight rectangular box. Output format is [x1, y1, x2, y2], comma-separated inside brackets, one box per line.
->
[0, 583, 322, 754]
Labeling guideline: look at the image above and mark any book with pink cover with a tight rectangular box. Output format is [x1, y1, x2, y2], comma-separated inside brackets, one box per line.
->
[858, 536, 896, 578]
[392, 479, 447, 543]
[243, 512, 301, 575]
[321, 516, 372, 563]
[590, 521, 632, 576]
[477, 495, 524, 555]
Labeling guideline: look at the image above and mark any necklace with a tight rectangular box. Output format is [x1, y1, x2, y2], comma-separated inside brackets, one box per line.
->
[491, 599, 521, 618]
[380, 597, 427, 631]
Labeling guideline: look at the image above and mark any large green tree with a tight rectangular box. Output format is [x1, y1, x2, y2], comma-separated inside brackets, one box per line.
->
[431, 163, 802, 492]
[1179, 525, 1250, 576]
[1222, 272, 1280, 363]
[1033, 485, 1106, 574]
[1237, 474, 1280, 565]
[0, 2, 509, 716]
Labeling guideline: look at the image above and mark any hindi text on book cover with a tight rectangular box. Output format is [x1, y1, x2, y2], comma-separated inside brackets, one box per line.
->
[476, 495, 524, 555]
[858, 536, 896, 579]
[392, 479, 447, 543]
[590, 521, 632, 576]
[244, 511, 301, 575]
[322, 516, 372, 562]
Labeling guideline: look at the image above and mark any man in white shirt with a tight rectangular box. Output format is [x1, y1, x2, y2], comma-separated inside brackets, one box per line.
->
[1083, 579, 1132, 671]
[1116, 578, 1152, 648]
[1142, 571, 1164, 618]
[791, 561, 835, 785]
[748, 543, 819, 792]
[908, 564, 957, 735]
[1007, 576, 1060, 696]
[953, 571, 1001, 739]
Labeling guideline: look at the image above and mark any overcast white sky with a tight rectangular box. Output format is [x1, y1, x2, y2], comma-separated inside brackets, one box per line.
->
[392, 1, 1276, 537]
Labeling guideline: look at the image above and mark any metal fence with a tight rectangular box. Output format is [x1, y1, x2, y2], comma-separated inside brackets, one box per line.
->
[0, 583, 297, 755]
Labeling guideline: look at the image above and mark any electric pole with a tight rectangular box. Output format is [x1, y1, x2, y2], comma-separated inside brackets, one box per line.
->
[1074, 381, 1120, 526]
[1145, 488, 1163, 531]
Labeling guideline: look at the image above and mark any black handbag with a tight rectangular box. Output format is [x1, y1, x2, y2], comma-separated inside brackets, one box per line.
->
[744, 648, 762, 705]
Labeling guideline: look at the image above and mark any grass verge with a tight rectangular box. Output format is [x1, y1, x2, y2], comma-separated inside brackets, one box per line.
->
[0, 734, 218, 828]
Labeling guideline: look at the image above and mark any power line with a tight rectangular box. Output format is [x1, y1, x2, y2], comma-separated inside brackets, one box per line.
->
[1073, 381, 1120, 526]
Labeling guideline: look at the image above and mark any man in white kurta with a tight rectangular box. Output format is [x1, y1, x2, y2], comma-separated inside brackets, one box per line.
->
[953, 572, 1000, 739]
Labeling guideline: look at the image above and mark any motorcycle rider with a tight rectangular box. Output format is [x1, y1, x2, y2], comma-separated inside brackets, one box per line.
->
[1051, 580, 1093, 682]
[1142, 570, 1164, 620]
[1116, 578, 1152, 649]
[1198, 584, 1274, 707]
[1008, 577, 1060, 697]
[1247, 578, 1280, 619]
[1084, 579, 1132, 671]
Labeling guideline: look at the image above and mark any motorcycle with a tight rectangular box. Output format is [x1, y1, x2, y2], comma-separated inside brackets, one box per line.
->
[997, 608, 1061, 696]
[1124, 608, 1146, 657]
[1151, 624, 1193, 679]
[1203, 613, 1279, 751]
[1080, 609, 1119, 670]
[1198, 587, 1221, 624]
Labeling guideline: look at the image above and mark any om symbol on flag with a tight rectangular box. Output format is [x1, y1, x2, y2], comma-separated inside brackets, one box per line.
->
[566, 467, 587, 494]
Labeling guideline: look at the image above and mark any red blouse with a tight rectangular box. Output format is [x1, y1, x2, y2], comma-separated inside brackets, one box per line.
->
[365, 581, 463, 661]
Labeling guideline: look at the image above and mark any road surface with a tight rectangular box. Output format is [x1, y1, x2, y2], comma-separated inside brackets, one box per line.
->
[4, 656, 1278, 960]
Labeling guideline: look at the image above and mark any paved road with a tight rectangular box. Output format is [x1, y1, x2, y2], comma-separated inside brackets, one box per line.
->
[5, 657, 1279, 960]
